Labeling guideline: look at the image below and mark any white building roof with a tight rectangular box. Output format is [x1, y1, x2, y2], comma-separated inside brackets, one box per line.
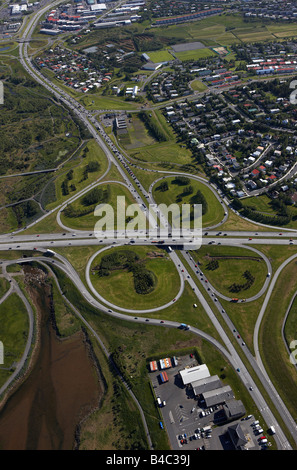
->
[179, 364, 210, 385]
[90, 3, 106, 10]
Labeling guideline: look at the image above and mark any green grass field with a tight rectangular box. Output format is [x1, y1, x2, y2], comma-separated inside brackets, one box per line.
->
[174, 48, 216, 61]
[118, 114, 157, 149]
[79, 94, 141, 111]
[152, 176, 224, 228]
[130, 142, 193, 165]
[190, 79, 208, 92]
[151, 13, 297, 46]
[0, 278, 10, 298]
[60, 181, 141, 231]
[191, 245, 267, 299]
[120, 110, 193, 166]
[258, 258, 297, 426]
[0, 293, 29, 387]
[46, 139, 109, 212]
[90, 246, 181, 310]
[146, 50, 174, 63]
[240, 194, 297, 229]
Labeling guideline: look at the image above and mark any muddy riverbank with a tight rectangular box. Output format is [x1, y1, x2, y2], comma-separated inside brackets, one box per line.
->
[0, 266, 104, 450]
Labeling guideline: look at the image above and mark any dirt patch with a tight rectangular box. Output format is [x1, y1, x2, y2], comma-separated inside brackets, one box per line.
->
[0, 265, 104, 450]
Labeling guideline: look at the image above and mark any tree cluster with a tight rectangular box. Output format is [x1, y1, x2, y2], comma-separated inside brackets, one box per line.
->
[229, 270, 255, 293]
[95, 250, 157, 295]
[139, 111, 168, 142]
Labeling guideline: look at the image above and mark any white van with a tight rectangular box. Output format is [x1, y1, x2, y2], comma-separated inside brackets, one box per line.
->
[157, 397, 162, 406]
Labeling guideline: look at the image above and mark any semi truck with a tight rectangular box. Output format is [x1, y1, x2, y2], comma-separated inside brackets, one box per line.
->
[159, 371, 169, 383]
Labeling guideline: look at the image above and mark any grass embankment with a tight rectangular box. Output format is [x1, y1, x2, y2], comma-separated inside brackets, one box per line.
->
[0, 278, 10, 298]
[119, 110, 193, 167]
[259, 258, 297, 426]
[46, 139, 109, 212]
[0, 293, 29, 387]
[240, 194, 297, 230]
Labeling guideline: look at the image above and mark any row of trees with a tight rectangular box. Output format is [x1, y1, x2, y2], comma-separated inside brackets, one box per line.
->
[232, 197, 292, 227]
[139, 111, 168, 143]
[229, 270, 255, 293]
[95, 250, 157, 295]
[61, 160, 101, 196]
[63, 186, 110, 218]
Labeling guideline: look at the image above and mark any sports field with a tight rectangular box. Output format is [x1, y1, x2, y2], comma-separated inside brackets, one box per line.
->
[174, 48, 217, 61]
[146, 50, 174, 63]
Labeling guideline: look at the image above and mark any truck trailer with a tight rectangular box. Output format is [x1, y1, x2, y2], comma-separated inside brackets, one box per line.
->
[159, 371, 169, 383]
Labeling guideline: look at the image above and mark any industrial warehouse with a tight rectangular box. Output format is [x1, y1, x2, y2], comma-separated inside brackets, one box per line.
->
[148, 354, 250, 450]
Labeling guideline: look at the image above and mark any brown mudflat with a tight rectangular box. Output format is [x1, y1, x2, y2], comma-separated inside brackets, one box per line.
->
[0, 267, 103, 450]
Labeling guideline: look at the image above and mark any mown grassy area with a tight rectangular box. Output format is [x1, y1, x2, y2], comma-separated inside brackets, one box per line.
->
[90, 245, 181, 310]
[191, 245, 267, 299]
[174, 48, 217, 61]
[152, 176, 224, 228]
[284, 294, 297, 357]
[259, 258, 297, 427]
[130, 141, 193, 166]
[123, 109, 194, 167]
[146, 49, 174, 63]
[190, 79, 208, 92]
[252, 245, 297, 273]
[79, 94, 141, 111]
[21, 210, 63, 235]
[59, 181, 140, 231]
[0, 293, 29, 387]
[241, 194, 297, 230]
[117, 114, 157, 150]
[219, 209, 278, 232]
[46, 139, 109, 212]
[54, 245, 103, 283]
[0, 278, 10, 298]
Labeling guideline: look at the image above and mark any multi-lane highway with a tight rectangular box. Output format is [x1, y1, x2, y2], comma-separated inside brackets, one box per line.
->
[1, 0, 297, 451]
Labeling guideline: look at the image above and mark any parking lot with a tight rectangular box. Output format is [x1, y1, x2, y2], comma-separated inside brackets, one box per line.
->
[150, 355, 271, 450]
